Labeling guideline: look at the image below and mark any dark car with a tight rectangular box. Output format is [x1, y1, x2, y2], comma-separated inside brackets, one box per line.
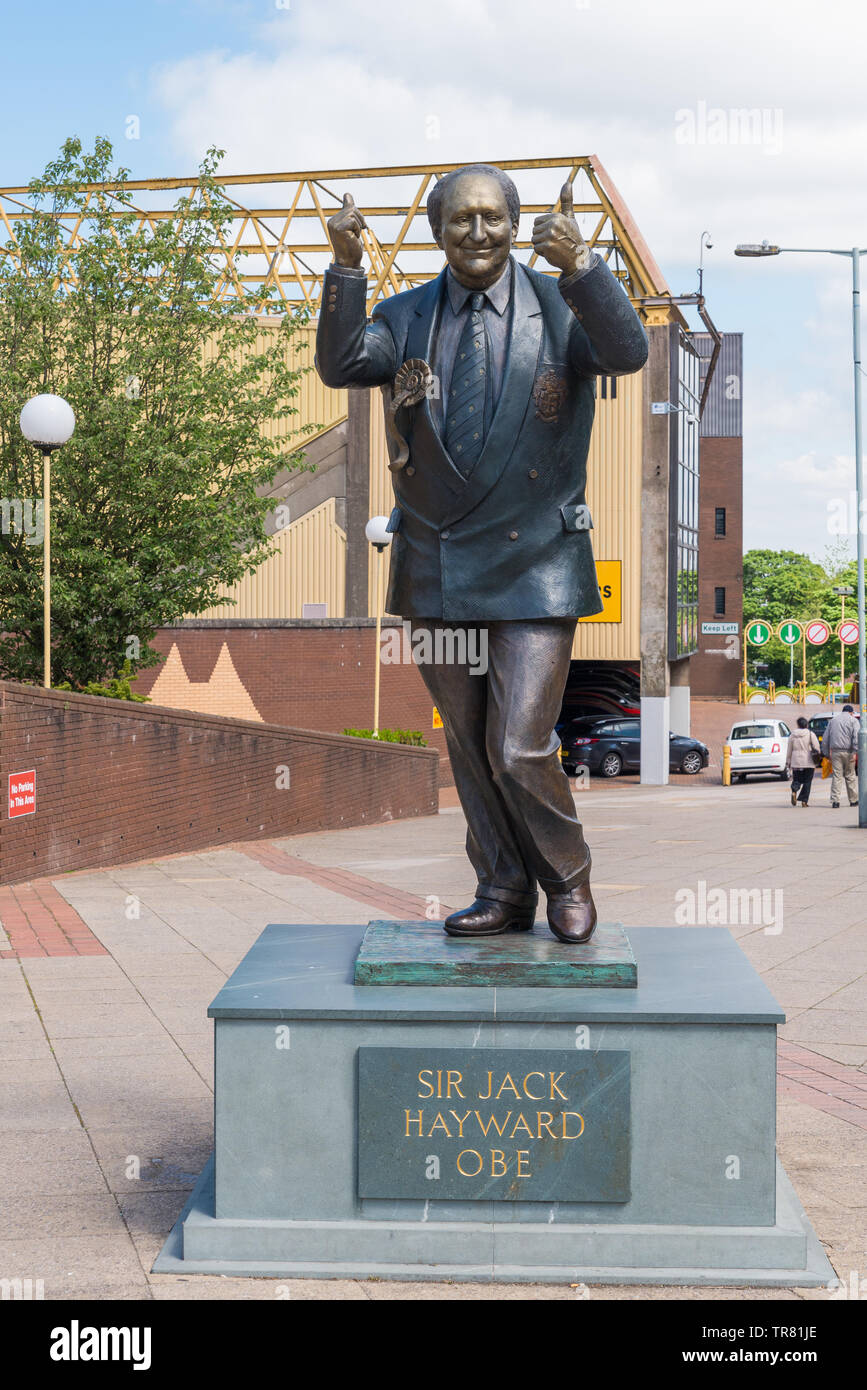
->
[564, 677, 640, 705]
[808, 715, 830, 741]
[558, 693, 641, 727]
[560, 717, 709, 778]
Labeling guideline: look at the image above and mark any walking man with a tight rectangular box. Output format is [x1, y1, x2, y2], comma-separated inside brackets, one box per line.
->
[822, 704, 859, 807]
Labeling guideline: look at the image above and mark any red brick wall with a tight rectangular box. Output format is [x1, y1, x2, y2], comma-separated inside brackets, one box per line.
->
[130, 622, 455, 785]
[693, 437, 744, 698]
[0, 681, 438, 886]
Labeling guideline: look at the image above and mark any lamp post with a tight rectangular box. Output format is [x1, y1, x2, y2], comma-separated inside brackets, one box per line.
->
[735, 243, 867, 826]
[19, 394, 76, 689]
[365, 515, 393, 737]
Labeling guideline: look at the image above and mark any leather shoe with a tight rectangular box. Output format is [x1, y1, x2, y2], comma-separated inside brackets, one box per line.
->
[444, 898, 535, 937]
[546, 883, 598, 944]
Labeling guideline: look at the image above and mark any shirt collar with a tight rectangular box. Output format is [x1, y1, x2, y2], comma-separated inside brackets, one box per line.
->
[446, 257, 512, 316]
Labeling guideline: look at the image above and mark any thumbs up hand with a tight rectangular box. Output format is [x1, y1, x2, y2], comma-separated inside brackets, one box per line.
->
[531, 180, 590, 275]
[327, 191, 368, 269]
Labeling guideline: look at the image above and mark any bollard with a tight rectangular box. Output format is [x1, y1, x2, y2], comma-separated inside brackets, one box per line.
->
[722, 743, 732, 786]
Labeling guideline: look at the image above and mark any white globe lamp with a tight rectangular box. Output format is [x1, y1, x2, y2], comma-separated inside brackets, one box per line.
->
[19, 393, 76, 689]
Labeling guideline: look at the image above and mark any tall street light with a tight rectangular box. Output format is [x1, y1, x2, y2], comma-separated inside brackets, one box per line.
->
[735, 242, 867, 826]
[365, 515, 393, 737]
[19, 394, 76, 688]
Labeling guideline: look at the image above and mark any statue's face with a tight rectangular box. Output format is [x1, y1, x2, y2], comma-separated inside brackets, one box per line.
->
[436, 172, 518, 289]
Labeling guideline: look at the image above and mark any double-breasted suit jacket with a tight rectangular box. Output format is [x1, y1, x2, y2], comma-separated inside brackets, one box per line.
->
[315, 253, 648, 622]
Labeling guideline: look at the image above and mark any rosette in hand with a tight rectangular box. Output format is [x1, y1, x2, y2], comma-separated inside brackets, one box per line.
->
[383, 358, 433, 471]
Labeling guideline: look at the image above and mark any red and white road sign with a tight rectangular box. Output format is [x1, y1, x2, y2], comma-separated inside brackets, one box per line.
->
[805, 619, 830, 645]
[8, 769, 36, 818]
[837, 620, 860, 646]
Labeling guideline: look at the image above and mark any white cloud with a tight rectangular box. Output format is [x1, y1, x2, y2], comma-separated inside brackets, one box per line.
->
[153, 0, 867, 266]
[776, 452, 855, 493]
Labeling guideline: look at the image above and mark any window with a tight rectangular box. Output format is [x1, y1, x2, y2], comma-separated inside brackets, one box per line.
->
[670, 336, 700, 658]
[714, 586, 726, 615]
[715, 507, 726, 537]
[732, 725, 774, 740]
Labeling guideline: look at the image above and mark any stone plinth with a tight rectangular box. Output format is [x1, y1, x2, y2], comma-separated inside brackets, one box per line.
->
[153, 923, 835, 1287]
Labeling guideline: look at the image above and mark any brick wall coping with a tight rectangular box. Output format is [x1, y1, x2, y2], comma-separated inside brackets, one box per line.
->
[0, 680, 438, 764]
[160, 617, 406, 629]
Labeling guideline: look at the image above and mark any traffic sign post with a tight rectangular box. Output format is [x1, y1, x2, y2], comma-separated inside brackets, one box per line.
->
[778, 620, 802, 645]
[778, 621, 803, 691]
[837, 620, 860, 701]
[745, 621, 772, 645]
[742, 621, 772, 700]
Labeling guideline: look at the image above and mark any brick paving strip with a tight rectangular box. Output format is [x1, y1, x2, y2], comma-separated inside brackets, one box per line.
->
[234, 838, 453, 921]
[0, 879, 107, 959]
[777, 1040, 867, 1131]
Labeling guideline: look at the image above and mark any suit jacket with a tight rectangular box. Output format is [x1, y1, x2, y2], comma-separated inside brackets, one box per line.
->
[315, 254, 648, 620]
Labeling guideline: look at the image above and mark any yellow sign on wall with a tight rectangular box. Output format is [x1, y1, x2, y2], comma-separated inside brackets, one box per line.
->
[432, 706, 443, 729]
[579, 561, 622, 624]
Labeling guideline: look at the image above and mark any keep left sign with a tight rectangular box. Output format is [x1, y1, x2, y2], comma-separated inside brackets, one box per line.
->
[8, 770, 36, 818]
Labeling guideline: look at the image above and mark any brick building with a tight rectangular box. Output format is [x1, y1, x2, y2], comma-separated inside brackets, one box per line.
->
[690, 332, 744, 698]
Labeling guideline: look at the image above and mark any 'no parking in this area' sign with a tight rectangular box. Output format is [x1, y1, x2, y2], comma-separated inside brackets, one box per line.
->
[8, 770, 36, 818]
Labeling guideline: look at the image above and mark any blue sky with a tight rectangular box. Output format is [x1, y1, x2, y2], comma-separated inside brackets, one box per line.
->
[3, 0, 866, 563]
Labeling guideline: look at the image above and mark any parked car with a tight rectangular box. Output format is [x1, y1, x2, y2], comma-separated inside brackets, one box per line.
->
[558, 695, 639, 728]
[565, 672, 640, 699]
[724, 720, 791, 782]
[560, 717, 709, 778]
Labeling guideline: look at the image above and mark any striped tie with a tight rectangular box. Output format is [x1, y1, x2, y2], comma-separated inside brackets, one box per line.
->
[445, 291, 489, 474]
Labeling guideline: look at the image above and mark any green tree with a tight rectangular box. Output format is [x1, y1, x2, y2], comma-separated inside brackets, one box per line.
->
[0, 137, 312, 687]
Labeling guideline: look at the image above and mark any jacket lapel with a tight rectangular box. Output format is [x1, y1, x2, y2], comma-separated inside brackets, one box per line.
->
[404, 271, 467, 497]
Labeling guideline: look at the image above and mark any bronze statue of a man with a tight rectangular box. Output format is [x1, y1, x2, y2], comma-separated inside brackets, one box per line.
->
[316, 164, 648, 944]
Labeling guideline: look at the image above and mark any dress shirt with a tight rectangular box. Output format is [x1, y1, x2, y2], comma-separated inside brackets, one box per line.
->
[431, 259, 513, 428]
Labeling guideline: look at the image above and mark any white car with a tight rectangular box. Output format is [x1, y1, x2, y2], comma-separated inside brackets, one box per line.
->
[725, 719, 791, 782]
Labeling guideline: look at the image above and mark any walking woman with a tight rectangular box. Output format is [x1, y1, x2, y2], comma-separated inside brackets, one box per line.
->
[786, 716, 821, 807]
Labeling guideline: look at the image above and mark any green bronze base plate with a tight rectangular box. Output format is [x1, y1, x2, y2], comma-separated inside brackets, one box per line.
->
[353, 920, 637, 988]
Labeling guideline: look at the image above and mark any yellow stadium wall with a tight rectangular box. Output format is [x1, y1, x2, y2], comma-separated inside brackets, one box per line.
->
[194, 495, 346, 620]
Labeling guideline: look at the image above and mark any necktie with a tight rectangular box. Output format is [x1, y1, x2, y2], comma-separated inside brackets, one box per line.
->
[445, 291, 489, 474]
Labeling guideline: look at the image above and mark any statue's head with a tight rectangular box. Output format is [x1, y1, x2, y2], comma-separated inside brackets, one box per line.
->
[427, 164, 520, 290]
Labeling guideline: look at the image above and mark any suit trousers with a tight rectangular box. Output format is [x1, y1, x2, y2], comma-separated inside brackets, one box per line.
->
[410, 618, 591, 907]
